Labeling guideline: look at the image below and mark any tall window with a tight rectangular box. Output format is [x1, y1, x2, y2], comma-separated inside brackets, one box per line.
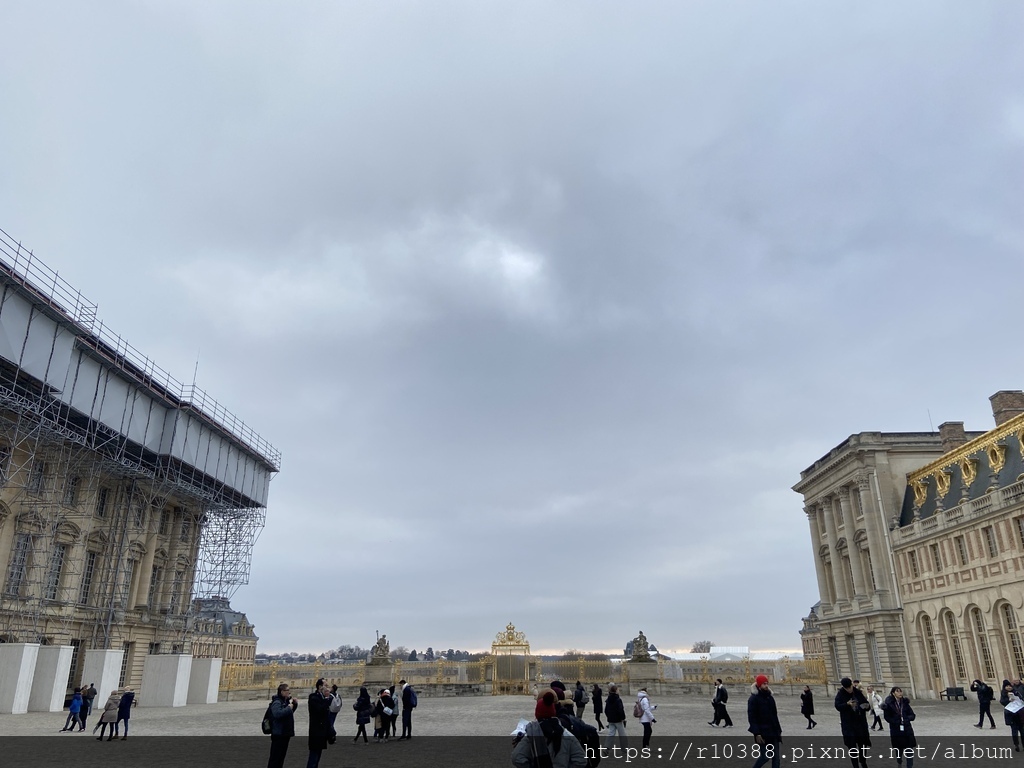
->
[147, 566, 162, 608]
[67, 639, 81, 688]
[846, 634, 860, 678]
[44, 543, 67, 601]
[920, 615, 942, 679]
[28, 460, 46, 494]
[119, 642, 134, 687]
[971, 608, 996, 679]
[180, 516, 192, 544]
[945, 612, 968, 680]
[930, 543, 942, 572]
[5, 534, 32, 597]
[62, 477, 80, 506]
[867, 632, 883, 680]
[1001, 604, 1024, 677]
[1016, 517, 1024, 549]
[170, 571, 184, 614]
[132, 501, 146, 527]
[159, 510, 171, 535]
[95, 488, 109, 518]
[907, 550, 920, 578]
[983, 526, 999, 558]
[829, 636, 842, 682]
[955, 536, 969, 566]
[79, 552, 97, 605]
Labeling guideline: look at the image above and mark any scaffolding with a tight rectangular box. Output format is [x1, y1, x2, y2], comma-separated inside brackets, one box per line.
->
[0, 227, 278, 689]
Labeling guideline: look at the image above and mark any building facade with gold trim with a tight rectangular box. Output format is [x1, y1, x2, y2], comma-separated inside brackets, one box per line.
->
[795, 391, 1024, 697]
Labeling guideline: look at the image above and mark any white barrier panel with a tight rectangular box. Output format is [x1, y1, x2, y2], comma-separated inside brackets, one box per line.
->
[187, 658, 222, 705]
[0, 643, 40, 714]
[141, 655, 193, 707]
[80, 649, 125, 706]
[28, 645, 74, 712]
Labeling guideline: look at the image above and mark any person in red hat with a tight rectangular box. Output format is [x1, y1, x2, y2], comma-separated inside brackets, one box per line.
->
[747, 675, 782, 768]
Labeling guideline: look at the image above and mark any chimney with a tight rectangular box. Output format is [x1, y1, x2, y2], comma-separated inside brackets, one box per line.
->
[990, 390, 1024, 427]
[938, 421, 968, 453]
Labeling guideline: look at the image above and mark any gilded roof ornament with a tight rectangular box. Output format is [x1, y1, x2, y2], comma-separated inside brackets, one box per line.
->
[935, 470, 952, 499]
[912, 478, 928, 508]
[987, 444, 1007, 475]
[959, 457, 978, 487]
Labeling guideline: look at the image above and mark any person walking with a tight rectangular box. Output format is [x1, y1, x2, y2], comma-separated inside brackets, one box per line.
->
[603, 683, 627, 750]
[747, 674, 782, 768]
[60, 687, 83, 732]
[591, 683, 604, 730]
[710, 679, 733, 727]
[306, 678, 332, 768]
[327, 684, 342, 734]
[399, 679, 417, 740]
[800, 685, 816, 729]
[999, 679, 1023, 752]
[971, 679, 996, 728]
[882, 687, 916, 768]
[80, 683, 97, 731]
[267, 683, 299, 768]
[637, 687, 656, 749]
[573, 681, 589, 719]
[867, 686, 884, 731]
[353, 686, 372, 744]
[115, 686, 135, 740]
[388, 683, 400, 738]
[835, 677, 871, 768]
[94, 690, 120, 741]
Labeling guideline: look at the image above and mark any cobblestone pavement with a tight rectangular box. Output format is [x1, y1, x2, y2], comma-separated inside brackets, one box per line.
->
[0, 692, 1017, 742]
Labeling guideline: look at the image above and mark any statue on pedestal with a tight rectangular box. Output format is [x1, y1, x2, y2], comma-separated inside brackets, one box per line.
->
[368, 631, 391, 665]
[630, 630, 654, 662]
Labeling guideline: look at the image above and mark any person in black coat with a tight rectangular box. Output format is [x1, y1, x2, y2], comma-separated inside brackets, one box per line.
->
[352, 686, 372, 743]
[307, 678, 332, 768]
[971, 679, 996, 728]
[372, 688, 395, 742]
[999, 679, 1024, 752]
[710, 679, 733, 727]
[747, 675, 782, 768]
[591, 683, 604, 730]
[603, 683, 627, 750]
[882, 687, 916, 768]
[800, 685, 816, 729]
[835, 677, 871, 768]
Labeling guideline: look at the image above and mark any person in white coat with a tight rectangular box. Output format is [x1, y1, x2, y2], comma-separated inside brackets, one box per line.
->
[637, 687, 656, 748]
[867, 686, 884, 731]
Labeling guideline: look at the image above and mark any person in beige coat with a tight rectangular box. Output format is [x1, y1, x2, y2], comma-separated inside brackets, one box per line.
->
[94, 691, 120, 741]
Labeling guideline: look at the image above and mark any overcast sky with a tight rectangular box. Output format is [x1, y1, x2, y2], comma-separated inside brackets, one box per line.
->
[2, 1, 1022, 655]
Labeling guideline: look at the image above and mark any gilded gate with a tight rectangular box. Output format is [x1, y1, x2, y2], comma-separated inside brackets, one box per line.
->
[491, 622, 533, 695]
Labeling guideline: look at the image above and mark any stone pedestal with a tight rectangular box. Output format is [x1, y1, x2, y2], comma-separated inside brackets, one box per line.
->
[80, 649, 125, 704]
[28, 645, 74, 712]
[624, 661, 661, 696]
[141, 654, 193, 707]
[0, 643, 40, 714]
[362, 662, 395, 688]
[187, 657, 222, 704]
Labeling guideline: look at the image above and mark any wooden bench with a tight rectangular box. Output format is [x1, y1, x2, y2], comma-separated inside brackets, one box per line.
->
[940, 687, 966, 700]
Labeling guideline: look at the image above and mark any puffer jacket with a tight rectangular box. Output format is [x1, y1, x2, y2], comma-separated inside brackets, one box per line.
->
[637, 691, 655, 723]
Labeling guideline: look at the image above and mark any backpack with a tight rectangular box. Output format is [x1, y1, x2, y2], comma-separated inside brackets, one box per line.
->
[261, 702, 273, 735]
[580, 689, 590, 706]
[564, 716, 601, 767]
[632, 698, 644, 718]
[408, 688, 418, 708]
[329, 694, 343, 714]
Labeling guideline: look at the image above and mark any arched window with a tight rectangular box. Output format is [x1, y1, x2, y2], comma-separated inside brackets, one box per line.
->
[970, 607, 996, 679]
[944, 612, 968, 680]
[919, 614, 941, 680]
[1000, 603, 1024, 677]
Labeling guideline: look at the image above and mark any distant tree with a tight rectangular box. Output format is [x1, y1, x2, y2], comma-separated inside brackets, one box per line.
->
[390, 646, 409, 662]
[559, 649, 584, 659]
[446, 648, 455, 660]
[408, 649, 418, 661]
[424, 647, 435, 661]
[690, 640, 714, 654]
[582, 653, 610, 661]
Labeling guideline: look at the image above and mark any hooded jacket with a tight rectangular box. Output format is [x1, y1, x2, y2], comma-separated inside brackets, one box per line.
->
[637, 691, 655, 723]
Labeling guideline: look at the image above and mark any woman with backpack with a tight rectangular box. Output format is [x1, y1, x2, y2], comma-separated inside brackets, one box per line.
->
[591, 683, 604, 730]
[352, 686, 372, 744]
[327, 684, 342, 732]
[513, 689, 587, 768]
[636, 687, 656, 748]
[573, 681, 589, 718]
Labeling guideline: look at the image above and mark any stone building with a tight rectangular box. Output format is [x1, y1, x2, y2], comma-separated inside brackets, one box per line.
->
[0, 231, 277, 711]
[892, 392, 1024, 697]
[795, 391, 1024, 697]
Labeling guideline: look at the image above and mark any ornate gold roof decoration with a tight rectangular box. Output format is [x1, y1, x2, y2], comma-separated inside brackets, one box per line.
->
[935, 470, 952, 499]
[909, 410, 1024, 482]
[493, 622, 529, 650]
[987, 444, 1007, 475]
[912, 478, 929, 508]
[959, 457, 978, 487]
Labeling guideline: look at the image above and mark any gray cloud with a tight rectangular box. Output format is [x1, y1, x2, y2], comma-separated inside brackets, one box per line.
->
[1, 0, 1022, 653]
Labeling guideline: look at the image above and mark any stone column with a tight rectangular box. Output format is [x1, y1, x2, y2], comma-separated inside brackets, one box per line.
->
[135, 510, 159, 610]
[806, 507, 830, 604]
[819, 496, 849, 601]
[838, 487, 868, 597]
[857, 474, 891, 594]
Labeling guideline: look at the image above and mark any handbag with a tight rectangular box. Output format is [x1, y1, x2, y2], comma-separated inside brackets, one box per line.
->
[383, 706, 394, 716]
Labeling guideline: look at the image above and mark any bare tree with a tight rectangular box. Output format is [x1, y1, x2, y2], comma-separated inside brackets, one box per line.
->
[690, 640, 714, 653]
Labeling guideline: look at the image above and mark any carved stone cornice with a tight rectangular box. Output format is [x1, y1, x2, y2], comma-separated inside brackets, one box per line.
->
[836, 486, 851, 499]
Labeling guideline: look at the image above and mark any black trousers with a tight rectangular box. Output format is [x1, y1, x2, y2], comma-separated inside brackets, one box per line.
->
[979, 702, 996, 726]
[267, 734, 291, 768]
